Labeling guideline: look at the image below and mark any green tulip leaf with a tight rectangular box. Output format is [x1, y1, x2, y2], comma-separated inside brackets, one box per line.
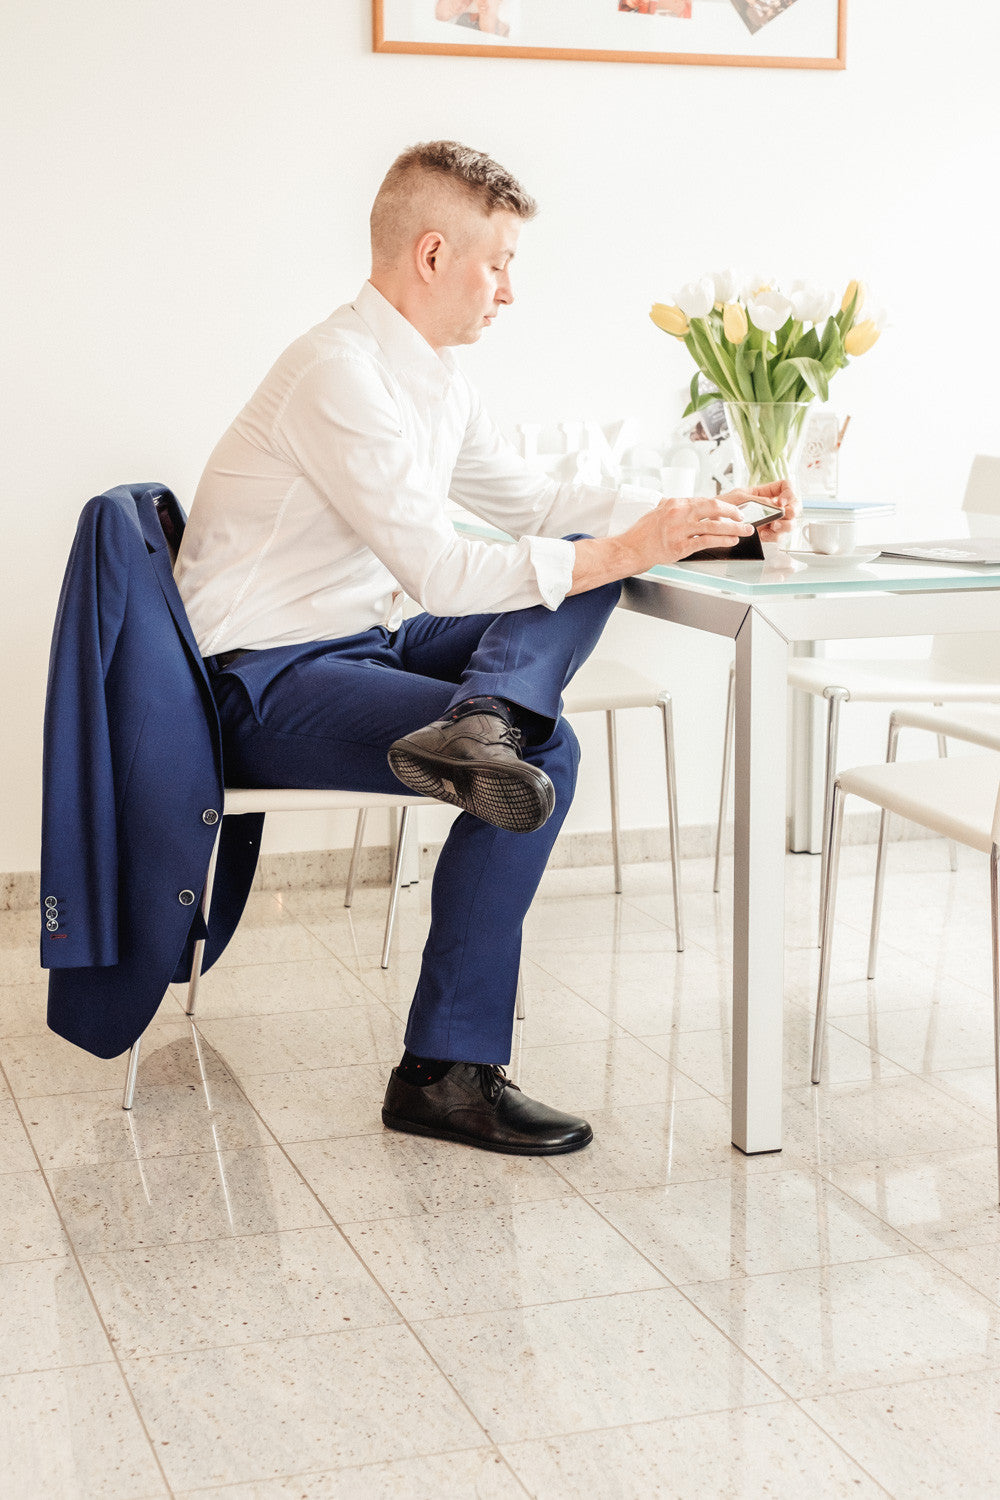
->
[791, 327, 821, 361]
[771, 362, 802, 400]
[734, 344, 757, 402]
[788, 356, 829, 401]
[752, 351, 774, 402]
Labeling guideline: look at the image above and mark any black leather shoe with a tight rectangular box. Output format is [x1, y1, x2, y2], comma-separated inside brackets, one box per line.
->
[382, 1062, 592, 1155]
[387, 712, 555, 833]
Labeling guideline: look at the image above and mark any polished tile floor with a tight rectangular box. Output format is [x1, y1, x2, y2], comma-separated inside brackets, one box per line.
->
[3, 839, 1000, 1497]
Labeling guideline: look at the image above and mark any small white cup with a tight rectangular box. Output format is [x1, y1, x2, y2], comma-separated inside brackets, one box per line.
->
[659, 465, 697, 498]
[802, 518, 857, 556]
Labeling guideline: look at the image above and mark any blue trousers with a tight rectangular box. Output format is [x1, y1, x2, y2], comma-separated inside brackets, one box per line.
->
[210, 579, 622, 1062]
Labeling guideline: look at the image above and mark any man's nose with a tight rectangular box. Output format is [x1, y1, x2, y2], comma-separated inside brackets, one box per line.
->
[497, 276, 514, 306]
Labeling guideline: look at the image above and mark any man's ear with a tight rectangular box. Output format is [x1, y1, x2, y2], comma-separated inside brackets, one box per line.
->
[414, 230, 445, 285]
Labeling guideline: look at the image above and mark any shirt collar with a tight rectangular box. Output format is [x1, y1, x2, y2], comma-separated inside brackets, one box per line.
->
[352, 281, 457, 401]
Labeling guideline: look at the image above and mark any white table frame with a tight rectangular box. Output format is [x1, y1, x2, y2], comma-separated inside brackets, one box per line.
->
[620, 570, 1000, 1156]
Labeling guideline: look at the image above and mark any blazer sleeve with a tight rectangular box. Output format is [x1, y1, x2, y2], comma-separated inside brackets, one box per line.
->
[40, 500, 129, 969]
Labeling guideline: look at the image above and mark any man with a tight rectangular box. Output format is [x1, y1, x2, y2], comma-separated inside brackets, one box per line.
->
[175, 140, 795, 1156]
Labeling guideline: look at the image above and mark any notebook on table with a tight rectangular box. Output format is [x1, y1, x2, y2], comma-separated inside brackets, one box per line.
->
[878, 539, 1000, 566]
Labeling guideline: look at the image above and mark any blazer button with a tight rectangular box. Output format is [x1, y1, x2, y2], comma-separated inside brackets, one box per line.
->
[178, 890, 196, 906]
[44, 896, 58, 909]
[202, 809, 220, 825]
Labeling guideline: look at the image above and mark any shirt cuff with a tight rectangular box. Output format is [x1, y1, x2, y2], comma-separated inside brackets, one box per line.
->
[526, 534, 576, 610]
[607, 483, 661, 536]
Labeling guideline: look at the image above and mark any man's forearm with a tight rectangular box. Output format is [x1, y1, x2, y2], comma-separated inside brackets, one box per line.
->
[567, 535, 646, 596]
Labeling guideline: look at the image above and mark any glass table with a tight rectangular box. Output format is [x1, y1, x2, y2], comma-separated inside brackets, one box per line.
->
[621, 550, 1000, 1156]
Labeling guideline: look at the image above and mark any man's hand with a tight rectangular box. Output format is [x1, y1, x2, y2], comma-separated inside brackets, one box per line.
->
[744, 479, 800, 544]
[567, 482, 801, 596]
[569, 490, 752, 595]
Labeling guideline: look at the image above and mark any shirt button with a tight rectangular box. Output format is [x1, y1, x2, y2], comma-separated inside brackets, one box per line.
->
[178, 890, 196, 906]
[202, 809, 220, 825]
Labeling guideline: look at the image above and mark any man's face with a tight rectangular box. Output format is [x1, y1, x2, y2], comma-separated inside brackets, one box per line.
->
[432, 210, 521, 348]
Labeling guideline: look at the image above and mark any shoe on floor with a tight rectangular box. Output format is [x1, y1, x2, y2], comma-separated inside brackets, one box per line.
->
[382, 1061, 592, 1155]
[387, 711, 555, 833]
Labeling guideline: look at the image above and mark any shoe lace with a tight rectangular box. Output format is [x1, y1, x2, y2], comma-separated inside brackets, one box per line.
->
[474, 1063, 520, 1101]
[496, 723, 523, 758]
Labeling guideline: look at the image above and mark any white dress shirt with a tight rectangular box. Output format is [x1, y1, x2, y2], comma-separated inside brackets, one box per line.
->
[175, 282, 656, 655]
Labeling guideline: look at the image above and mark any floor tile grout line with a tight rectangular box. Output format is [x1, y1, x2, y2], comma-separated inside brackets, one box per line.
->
[166, 1444, 530, 1498]
[0, 1051, 178, 1499]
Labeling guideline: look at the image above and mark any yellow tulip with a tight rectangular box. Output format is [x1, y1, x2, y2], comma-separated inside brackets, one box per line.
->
[844, 319, 880, 356]
[649, 303, 690, 338]
[722, 301, 748, 343]
[841, 279, 865, 314]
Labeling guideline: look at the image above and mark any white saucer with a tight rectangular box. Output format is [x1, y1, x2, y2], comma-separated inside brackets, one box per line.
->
[789, 548, 881, 569]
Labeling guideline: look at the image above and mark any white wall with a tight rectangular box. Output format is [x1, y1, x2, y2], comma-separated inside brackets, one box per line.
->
[3, 1, 999, 874]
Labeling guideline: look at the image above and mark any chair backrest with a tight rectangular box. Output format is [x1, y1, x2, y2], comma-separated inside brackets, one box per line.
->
[931, 455, 1000, 676]
[963, 454, 1000, 531]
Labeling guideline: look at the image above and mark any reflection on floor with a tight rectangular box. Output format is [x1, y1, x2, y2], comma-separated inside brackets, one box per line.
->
[3, 841, 1000, 1497]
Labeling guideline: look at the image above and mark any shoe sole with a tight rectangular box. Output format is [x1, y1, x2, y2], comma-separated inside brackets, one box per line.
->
[387, 743, 555, 833]
[381, 1109, 593, 1155]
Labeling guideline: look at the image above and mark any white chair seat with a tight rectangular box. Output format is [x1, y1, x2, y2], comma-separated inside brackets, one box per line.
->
[786, 656, 1000, 703]
[839, 753, 1000, 854]
[562, 658, 666, 714]
[889, 705, 1000, 748]
[222, 787, 429, 816]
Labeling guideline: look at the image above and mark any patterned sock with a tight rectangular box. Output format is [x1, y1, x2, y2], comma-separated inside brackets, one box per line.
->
[395, 1050, 455, 1087]
[446, 695, 514, 724]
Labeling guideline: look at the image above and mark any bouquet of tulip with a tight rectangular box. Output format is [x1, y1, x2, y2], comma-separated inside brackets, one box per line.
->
[650, 271, 884, 486]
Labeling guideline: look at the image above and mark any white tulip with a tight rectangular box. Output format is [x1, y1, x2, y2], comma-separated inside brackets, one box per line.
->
[742, 270, 775, 300]
[711, 268, 742, 305]
[747, 290, 794, 332]
[674, 277, 715, 319]
[788, 281, 836, 323]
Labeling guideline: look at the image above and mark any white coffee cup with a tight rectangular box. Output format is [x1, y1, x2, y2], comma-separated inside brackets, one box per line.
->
[659, 464, 697, 498]
[802, 518, 857, 556]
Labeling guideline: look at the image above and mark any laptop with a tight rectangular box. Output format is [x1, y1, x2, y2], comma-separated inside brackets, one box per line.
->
[878, 539, 1000, 566]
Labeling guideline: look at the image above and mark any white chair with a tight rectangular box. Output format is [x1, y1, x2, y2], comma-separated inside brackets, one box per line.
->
[811, 747, 1000, 1200]
[562, 655, 684, 951]
[714, 454, 1000, 913]
[122, 785, 442, 1109]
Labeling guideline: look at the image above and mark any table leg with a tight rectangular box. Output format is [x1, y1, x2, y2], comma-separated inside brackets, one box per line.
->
[731, 607, 786, 1154]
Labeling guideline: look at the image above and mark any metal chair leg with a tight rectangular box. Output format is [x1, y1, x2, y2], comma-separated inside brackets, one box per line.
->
[713, 662, 735, 894]
[186, 824, 223, 1017]
[345, 808, 367, 907]
[812, 781, 846, 1083]
[606, 710, 623, 895]
[515, 968, 526, 1021]
[818, 688, 849, 945]
[934, 718, 959, 871]
[990, 845, 1000, 1207]
[659, 693, 684, 953]
[381, 805, 411, 969]
[122, 1035, 143, 1110]
[868, 717, 901, 979]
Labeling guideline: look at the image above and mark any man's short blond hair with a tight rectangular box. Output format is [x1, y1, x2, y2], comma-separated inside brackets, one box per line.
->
[370, 141, 537, 266]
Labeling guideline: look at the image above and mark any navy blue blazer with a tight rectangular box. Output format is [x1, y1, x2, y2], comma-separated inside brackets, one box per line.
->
[40, 484, 263, 1059]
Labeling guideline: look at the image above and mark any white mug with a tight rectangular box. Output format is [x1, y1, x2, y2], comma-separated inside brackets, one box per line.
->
[659, 464, 697, 499]
[802, 518, 857, 556]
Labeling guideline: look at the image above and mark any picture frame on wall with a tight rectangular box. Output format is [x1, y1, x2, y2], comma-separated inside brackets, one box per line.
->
[373, 0, 846, 71]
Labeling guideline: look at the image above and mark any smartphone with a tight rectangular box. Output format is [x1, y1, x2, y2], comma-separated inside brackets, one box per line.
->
[738, 500, 784, 528]
[738, 499, 784, 528]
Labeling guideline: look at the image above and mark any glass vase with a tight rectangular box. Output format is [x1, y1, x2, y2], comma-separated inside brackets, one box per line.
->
[723, 402, 812, 489]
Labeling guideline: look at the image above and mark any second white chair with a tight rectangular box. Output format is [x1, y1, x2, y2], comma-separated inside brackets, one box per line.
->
[561, 654, 685, 951]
